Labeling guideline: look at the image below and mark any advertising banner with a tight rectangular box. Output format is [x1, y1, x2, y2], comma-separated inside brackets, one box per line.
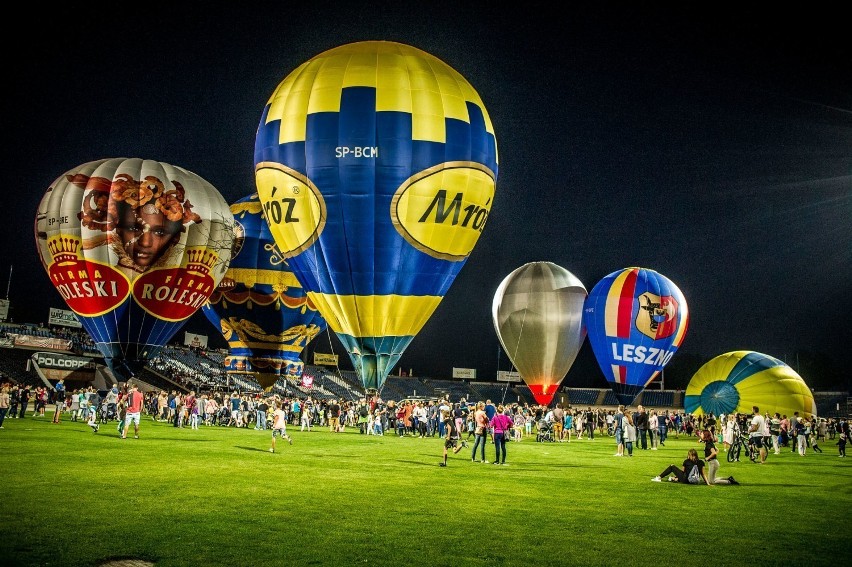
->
[184, 332, 208, 349]
[33, 351, 97, 370]
[496, 370, 522, 382]
[452, 367, 477, 379]
[48, 307, 83, 328]
[14, 335, 72, 350]
[313, 352, 338, 366]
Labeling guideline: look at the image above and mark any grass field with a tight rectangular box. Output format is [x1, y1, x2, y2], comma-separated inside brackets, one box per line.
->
[1, 412, 850, 567]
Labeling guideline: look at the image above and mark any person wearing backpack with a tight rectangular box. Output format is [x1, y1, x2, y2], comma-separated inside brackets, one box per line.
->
[651, 448, 712, 485]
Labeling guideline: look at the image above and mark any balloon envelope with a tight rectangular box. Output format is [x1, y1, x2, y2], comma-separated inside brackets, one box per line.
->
[583, 267, 689, 405]
[35, 158, 234, 381]
[492, 262, 587, 406]
[684, 351, 817, 418]
[202, 193, 327, 390]
[254, 41, 498, 392]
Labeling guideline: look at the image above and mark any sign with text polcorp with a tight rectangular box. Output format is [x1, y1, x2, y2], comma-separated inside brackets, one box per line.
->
[33, 351, 96, 370]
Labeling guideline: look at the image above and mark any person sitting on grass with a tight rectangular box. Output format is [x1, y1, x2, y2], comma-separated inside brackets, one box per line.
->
[699, 429, 738, 485]
[652, 448, 713, 485]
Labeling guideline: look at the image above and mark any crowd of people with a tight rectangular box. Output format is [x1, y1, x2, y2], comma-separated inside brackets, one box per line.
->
[1, 379, 849, 470]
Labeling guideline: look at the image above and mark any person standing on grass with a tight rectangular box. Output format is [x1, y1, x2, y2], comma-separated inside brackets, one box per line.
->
[18, 385, 30, 418]
[104, 386, 119, 422]
[270, 401, 292, 453]
[613, 405, 625, 457]
[8, 385, 19, 420]
[328, 399, 341, 432]
[490, 404, 513, 465]
[623, 412, 637, 457]
[838, 420, 848, 457]
[648, 410, 659, 450]
[769, 412, 782, 454]
[552, 403, 565, 442]
[439, 409, 467, 467]
[52, 379, 66, 424]
[562, 408, 572, 442]
[122, 383, 144, 439]
[748, 406, 767, 463]
[470, 402, 489, 463]
[808, 419, 823, 453]
[634, 405, 649, 449]
[0, 384, 10, 429]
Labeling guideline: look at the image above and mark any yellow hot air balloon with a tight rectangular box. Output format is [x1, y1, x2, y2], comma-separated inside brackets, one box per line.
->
[685, 351, 817, 418]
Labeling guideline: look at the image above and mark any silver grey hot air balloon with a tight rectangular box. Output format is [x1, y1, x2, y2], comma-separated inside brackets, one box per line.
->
[492, 261, 587, 406]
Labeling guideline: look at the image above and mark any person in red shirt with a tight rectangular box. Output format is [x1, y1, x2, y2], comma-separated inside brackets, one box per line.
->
[122, 383, 145, 439]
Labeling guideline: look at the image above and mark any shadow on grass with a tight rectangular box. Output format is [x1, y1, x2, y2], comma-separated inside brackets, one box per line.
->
[235, 445, 272, 452]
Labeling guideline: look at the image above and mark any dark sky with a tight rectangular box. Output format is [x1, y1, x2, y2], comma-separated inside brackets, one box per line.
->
[5, 4, 850, 389]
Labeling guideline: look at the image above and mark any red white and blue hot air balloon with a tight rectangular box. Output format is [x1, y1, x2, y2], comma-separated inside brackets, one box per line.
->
[583, 267, 689, 405]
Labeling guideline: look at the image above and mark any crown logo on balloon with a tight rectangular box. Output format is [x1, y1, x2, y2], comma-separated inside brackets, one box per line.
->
[47, 235, 82, 264]
[184, 247, 219, 276]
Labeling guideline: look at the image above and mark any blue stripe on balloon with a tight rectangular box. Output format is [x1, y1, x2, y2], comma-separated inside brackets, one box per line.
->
[727, 351, 784, 385]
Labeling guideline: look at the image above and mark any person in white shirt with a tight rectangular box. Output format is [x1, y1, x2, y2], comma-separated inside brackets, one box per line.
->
[748, 405, 767, 464]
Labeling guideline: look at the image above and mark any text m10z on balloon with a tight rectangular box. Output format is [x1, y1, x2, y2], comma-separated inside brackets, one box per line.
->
[335, 146, 378, 158]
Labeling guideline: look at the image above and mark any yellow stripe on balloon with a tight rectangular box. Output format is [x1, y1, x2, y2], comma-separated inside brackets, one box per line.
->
[307, 292, 442, 337]
[225, 268, 303, 289]
[264, 42, 494, 146]
[604, 268, 634, 337]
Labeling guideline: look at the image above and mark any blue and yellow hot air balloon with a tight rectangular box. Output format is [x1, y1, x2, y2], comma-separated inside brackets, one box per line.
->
[202, 193, 327, 391]
[254, 41, 498, 393]
[34, 158, 234, 382]
[584, 267, 689, 405]
[684, 351, 816, 418]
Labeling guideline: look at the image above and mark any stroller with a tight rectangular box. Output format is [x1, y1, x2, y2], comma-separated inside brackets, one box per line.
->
[536, 419, 555, 442]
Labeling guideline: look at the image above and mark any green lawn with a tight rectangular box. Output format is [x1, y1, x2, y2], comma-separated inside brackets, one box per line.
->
[1, 412, 850, 566]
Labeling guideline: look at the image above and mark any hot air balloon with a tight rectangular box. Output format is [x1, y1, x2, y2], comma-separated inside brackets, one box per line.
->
[492, 262, 587, 406]
[202, 193, 327, 390]
[254, 41, 498, 393]
[684, 351, 816, 418]
[35, 158, 234, 382]
[583, 267, 689, 405]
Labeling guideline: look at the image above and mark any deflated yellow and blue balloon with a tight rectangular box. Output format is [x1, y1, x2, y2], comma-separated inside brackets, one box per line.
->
[685, 351, 816, 418]
[584, 267, 689, 405]
[254, 41, 498, 392]
[202, 194, 326, 391]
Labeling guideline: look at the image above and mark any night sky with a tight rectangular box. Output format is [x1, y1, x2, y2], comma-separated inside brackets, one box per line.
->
[6, 4, 850, 390]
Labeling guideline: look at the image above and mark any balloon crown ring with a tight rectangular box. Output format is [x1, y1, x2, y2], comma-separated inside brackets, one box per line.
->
[185, 248, 219, 276]
[47, 235, 82, 263]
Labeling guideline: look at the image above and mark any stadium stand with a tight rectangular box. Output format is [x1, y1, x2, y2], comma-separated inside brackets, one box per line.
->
[637, 390, 674, 408]
[565, 389, 599, 406]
